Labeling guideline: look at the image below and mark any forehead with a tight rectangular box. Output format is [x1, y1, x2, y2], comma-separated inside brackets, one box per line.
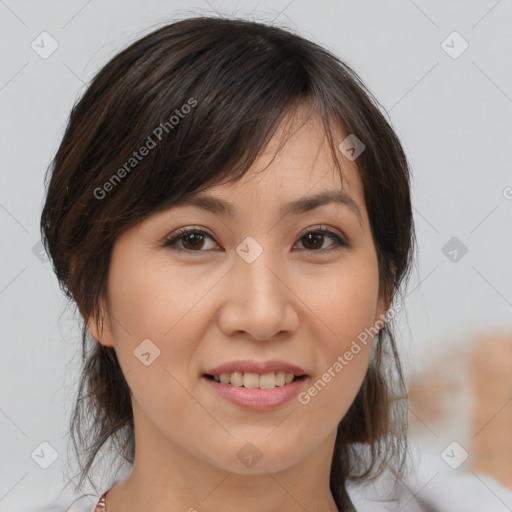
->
[156, 111, 368, 236]
[119, 108, 369, 243]
[205, 107, 364, 210]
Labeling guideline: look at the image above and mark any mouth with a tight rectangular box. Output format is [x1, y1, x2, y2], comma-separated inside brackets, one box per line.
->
[203, 371, 308, 389]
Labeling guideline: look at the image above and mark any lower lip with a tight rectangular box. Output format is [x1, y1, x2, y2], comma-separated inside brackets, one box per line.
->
[202, 375, 308, 410]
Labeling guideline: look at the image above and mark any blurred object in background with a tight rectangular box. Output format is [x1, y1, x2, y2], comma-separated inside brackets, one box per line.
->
[468, 333, 512, 488]
[408, 331, 512, 488]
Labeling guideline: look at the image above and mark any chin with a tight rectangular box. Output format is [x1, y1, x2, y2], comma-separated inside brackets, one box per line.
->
[203, 442, 306, 475]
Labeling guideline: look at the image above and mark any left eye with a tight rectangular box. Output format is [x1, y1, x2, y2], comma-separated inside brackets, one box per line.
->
[163, 227, 347, 253]
[296, 228, 347, 252]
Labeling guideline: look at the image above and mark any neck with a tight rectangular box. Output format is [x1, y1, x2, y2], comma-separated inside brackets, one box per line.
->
[105, 407, 341, 512]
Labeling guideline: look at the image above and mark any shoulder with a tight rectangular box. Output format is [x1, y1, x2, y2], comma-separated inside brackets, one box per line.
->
[345, 440, 512, 512]
[37, 494, 102, 512]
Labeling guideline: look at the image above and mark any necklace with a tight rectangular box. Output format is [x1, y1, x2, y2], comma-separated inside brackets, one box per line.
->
[95, 491, 108, 511]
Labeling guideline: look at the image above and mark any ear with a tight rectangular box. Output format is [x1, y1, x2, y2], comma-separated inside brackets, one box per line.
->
[87, 297, 115, 348]
[375, 289, 391, 326]
[70, 255, 115, 348]
[375, 264, 396, 326]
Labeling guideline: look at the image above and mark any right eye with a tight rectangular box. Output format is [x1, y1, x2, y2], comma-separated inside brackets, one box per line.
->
[163, 227, 219, 252]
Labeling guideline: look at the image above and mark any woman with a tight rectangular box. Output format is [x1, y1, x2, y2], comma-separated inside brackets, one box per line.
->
[41, 16, 415, 512]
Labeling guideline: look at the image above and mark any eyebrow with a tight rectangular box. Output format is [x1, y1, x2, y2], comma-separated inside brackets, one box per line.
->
[174, 189, 363, 225]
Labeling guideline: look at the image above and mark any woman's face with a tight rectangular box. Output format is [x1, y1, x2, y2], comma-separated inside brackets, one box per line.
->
[90, 110, 389, 476]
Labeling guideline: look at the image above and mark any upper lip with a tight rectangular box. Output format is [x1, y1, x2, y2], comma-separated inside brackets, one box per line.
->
[204, 360, 307, 376]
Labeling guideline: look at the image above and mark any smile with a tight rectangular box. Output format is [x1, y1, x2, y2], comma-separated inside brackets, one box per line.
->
[202, 373, 308, 410]
[204, 371, 305, 389]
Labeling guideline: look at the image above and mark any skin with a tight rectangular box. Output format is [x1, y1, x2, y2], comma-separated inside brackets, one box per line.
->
[89, 105, 390, 512]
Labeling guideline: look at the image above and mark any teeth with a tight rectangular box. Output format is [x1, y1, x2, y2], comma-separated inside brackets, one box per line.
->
[212, 371, 298, 389]
[275, 371, 286, 386]
[259, 372, 275, 389]
[243, 372, 260, 388]
[230, 371, 243, 386]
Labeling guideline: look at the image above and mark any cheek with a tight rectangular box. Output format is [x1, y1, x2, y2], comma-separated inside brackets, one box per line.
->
[106, 252, 213, 343]
[104, 255, 211, 422]
[296, 252, 380, 414]
[104, 252, 226, 413]
[308, 251, 381, 352]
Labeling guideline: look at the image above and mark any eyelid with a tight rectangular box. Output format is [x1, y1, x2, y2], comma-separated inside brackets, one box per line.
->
[301, 225, 347, 241]
[164, 225, 216, 242]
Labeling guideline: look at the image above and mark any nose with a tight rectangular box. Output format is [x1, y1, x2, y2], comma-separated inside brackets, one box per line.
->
[216, 246, 299, 342]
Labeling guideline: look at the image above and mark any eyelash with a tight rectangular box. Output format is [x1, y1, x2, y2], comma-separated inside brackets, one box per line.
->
[163, 226, 348, 254]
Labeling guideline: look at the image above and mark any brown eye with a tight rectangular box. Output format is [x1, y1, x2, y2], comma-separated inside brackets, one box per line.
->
[295, 228, 347, 253]
[163, 226, 347, 254]
[164, 228, 218, 252]
[180, 232, 207, 250]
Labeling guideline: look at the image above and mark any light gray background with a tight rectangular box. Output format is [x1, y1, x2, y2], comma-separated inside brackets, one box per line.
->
[1, 0, 511, 510]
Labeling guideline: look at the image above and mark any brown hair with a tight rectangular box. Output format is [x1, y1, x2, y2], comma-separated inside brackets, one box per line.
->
[40, 15, 415, 510]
